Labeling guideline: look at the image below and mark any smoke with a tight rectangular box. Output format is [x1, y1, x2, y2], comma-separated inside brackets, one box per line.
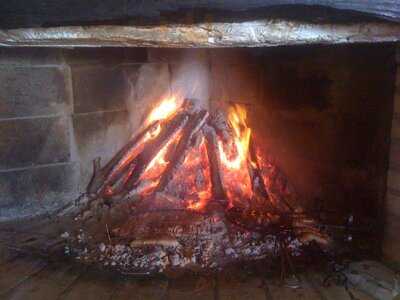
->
[124, 49, 211, 132]
[170, 50, 210, 110]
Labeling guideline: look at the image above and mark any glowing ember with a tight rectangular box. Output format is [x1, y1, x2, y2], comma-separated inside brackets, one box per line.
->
[166, 136, 212, 211]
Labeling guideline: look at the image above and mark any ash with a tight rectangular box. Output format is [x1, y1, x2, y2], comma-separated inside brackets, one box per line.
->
[63, 209, 304, 274]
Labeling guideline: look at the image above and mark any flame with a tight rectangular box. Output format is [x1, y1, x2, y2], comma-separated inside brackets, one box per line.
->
[146, 95, 181, 126]
[165, 136, 212, 211]
[217, 104, 253, 207]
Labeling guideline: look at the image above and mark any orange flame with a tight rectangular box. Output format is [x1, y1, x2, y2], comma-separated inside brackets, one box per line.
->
[217, 104, 253, 207]
[146, 95, 181, 126]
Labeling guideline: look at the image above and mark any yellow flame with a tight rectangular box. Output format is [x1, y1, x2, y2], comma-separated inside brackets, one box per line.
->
[146, 95, 180, 125]
[218, 104, 251, 170]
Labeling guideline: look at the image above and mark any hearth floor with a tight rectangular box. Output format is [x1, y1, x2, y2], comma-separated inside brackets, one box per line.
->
[0, 242, 383, 300]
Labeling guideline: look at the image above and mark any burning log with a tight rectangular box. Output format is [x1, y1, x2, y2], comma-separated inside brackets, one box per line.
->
[67, 97, 331, 275]
[86, 120, 161, 195]
[203, 125, 226, 202]
[123, 112, 189, 192]
[155, 109, 209, 193]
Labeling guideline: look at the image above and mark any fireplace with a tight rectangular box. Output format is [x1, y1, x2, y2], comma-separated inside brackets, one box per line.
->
[1, 2, 400, 299]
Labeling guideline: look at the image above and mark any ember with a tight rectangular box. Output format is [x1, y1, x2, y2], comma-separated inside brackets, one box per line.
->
[67, 96, 329, 274]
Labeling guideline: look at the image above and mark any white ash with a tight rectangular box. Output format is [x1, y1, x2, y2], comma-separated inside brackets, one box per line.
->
[64, 212, 307, 274]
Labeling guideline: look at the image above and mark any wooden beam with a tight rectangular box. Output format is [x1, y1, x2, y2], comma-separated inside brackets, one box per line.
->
[0, 19, 399, 48]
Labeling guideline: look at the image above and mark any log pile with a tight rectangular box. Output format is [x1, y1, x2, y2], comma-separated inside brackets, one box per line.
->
[63, 98, 329, 275]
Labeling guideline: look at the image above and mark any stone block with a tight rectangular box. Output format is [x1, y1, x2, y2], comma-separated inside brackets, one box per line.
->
[0, 48, 63, 65]
[391, 113, 400, 139]
[72, 111, 131, 190]
[0, 65, 71, 119]
[210, 63, 260, 104]
[71, 64, 137, 114]
[0, 116, 70, 170]
[148, 48, 209, 64]
[389, 139, 400, 171]
[63, 48, 147, 65]
[218, 273, 265, 300]
[387, 170, 400, 193]
[209, 48, 259, 66]
[259, 44, 395, 119]
[124, 63, 171, 131]
[0, 162, 79, 220]
[168, 276, 215, 300]
[385, 192, 400, 219]
[383, 217, 400, 263]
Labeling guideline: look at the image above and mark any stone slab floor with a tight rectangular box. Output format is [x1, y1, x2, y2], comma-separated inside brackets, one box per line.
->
[0, 243, 381, 300]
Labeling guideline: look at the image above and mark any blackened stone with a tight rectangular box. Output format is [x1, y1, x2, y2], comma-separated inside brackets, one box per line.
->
[72, 110, 131, 190]
[210, 63, 261, 105]
[63, 48, 147, 65]
[0, 48, 63, 65]
[0, 162, 79, 220]
[0, 116, 70, 170]
[71, 64, 136, 114]
[148, 48, 209, 64]
[0, 66, 71, 119]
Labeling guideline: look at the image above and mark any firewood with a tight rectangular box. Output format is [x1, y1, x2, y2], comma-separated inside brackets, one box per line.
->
[86, 120, 161, 195]
[123, 112, 190, 191]
[155, 109, 209, 193]
[203, 124, 226, 202]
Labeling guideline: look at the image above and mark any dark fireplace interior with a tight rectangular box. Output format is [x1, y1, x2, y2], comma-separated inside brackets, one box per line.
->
[1, 44, 399, 298]
[1, 2, 400, 299]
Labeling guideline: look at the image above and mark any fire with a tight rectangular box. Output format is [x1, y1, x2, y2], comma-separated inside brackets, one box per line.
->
[217, 104, 253, 207]
[218, 105, 251, 170]
[140, 130, 182, 187]
[146, 95, 181, 126]
[165, 136, 212, 211]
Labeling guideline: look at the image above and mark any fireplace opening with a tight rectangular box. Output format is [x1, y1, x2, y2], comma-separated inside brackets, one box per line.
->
[1, 43, 400, 298]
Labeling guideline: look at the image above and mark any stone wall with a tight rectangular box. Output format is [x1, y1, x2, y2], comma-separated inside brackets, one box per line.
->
[0, 45, 396, 232]
[0, 48, 149, 220]
[383, 45, 400, 264]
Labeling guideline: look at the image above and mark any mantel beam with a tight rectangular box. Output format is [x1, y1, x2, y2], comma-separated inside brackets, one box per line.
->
[1, 20, 400, 48]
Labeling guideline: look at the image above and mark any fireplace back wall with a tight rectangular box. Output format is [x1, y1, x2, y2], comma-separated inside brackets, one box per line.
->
[0, 45, 396, 240]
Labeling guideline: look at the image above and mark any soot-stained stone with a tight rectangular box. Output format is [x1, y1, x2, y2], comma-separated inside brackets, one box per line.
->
[210, 62, 261, 104]
[71, 64, 137, 114]
[0, 162, 79, 220]
[0, 66, 71, 119]
[148, 48, 209, 64]
[0, 116, 70, 170]
[73, 110, 131, 190]
[0, 47, 64, 65]
[63, 48, 147, 65]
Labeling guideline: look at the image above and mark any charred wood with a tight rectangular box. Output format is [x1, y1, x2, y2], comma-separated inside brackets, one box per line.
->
[123, 112, 190, 192]
[155, 109, 209, 193]
[86, 121, 160, 195]
[203, 125, 226, 202]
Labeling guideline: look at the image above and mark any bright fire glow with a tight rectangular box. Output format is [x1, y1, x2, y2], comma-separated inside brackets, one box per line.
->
[217, 104, 253, 207]
[165, 136, 212, 211]
[146, 95, 181, 126]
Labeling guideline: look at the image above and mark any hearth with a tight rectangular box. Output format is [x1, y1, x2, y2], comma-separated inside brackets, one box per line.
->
[1, 2, 400, 299]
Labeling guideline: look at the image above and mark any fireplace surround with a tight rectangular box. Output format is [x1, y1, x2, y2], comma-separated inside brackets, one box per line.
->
[1, 2, 400, 299]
